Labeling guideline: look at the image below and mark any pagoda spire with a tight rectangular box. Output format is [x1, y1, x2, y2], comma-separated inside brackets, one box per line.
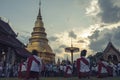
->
[37, 0, 42, 20]
[34, 0, 44, 28]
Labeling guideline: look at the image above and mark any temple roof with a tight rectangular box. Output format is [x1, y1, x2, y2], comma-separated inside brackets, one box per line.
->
[0, 19, 16, 37]
[15, 48, 31, 57]
[103, 42, 120, 55]
[0, 19, 31, 57]
[0, 35, 24, 48]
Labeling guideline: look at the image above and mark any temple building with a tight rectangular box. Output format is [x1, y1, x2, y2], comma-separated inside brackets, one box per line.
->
[26, 3, 55, 64]
[102, 42, 120, 64]
[92, 42, 120, 64]
[0, 18, 30, 76]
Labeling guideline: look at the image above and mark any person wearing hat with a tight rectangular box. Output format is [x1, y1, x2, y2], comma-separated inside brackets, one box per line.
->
[76, 49, 90, 79]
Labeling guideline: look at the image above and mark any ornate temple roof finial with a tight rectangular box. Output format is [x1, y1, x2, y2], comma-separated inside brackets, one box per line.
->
[39, 0, 41, 8]
[108, 36, 112, 43]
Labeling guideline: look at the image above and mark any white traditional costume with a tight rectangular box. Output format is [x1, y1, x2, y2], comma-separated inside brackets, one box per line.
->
[18, 61, 26, 79]
[77, 57, 90, 78]
[26, 55, 42, 79]
[97, 60, 108, 78]
[64, 64, 72, 78]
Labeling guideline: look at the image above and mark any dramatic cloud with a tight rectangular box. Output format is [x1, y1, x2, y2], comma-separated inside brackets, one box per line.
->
[53, 44, 67, 54]
[88, 30, 100, 41]
[18, 35, 30, 45]
[54, 48, 63, 54]
[74, 0, 91, 8]
[48, 36, 58, 41]
[86, 0, 100, 16]
[59, 44, 67, 48]
[68, 30, 77, 39]
[88, 26, 120, 52]
[17, 31, 30, 45]
[86, 0, 120, 52]
[98, 0, 120, 23]
[77, 40, 86, 43]
[86, 0, 120, 24]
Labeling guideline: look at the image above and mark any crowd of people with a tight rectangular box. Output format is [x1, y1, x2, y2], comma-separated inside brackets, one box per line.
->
[0, 49, 120, 80]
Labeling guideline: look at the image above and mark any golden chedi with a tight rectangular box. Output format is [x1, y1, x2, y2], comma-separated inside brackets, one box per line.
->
[26, 4, 55, 64]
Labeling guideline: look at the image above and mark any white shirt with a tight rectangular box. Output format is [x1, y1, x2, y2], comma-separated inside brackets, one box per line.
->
[60, 65, 64, 71]
[80, 58, 90, 72]
[118, 63, 120, 70]
[21, 62, 26, 71]
[66, 65, 72, 74]
[99, 61, 108, 73]
[0, 62, 3, 70]
[27, 55, 42, 72]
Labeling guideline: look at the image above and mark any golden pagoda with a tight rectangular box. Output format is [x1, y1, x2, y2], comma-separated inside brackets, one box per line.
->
[26, 2, 55, 63]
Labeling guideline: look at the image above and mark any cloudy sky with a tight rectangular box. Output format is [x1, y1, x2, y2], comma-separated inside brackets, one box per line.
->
[0, 0, 120, 61]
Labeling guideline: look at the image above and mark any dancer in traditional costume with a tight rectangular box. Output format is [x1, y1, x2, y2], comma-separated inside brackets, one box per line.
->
[97, 58, 108, 78]
[64, 61, 72, 78]
[18, 59, 26, 80]
[25, 50, 42, 80]
[77, 49, 90, 79]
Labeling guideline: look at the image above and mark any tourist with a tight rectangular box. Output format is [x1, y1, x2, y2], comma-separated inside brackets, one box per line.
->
[25, 50, 42, 80]
[76, 49, 90, 79]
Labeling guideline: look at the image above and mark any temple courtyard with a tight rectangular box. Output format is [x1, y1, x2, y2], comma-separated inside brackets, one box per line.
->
[0, 77, 120, 80]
